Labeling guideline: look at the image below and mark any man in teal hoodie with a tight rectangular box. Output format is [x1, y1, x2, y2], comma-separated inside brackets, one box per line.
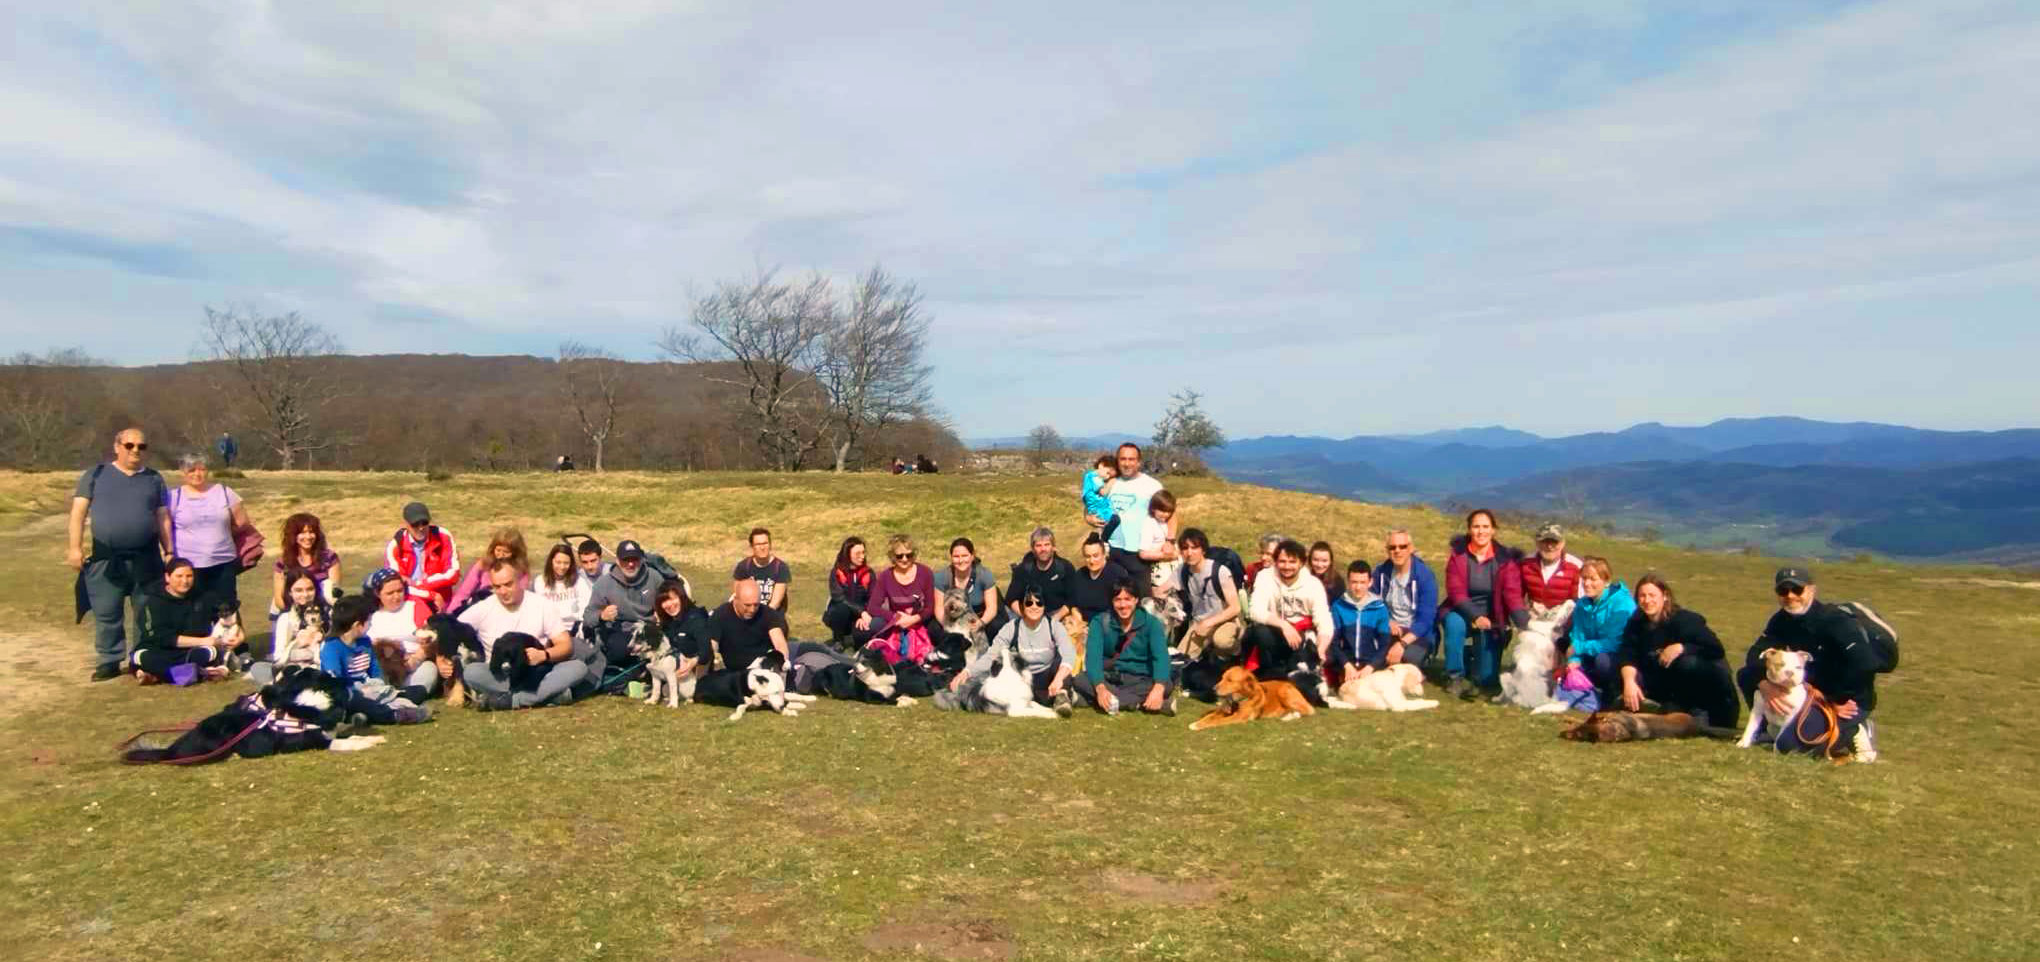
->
[1073, 579, 1174, 716]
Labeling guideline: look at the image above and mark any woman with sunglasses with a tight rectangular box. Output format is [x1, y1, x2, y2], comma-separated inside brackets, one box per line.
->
[940, 586, 1077, 717]
[863, 534, 943, 694]
[1616, 574, 1740, 727]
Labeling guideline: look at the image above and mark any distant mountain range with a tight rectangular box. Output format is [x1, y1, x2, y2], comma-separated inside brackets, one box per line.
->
[1202, 417, 2040, 563]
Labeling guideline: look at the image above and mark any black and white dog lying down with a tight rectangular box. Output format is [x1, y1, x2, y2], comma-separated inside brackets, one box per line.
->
[777, 641, 919, 707]
[693, 651, 818, 721]
[121, 666, 384, 764]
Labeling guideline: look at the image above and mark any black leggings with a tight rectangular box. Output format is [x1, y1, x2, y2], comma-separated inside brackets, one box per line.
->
[131, 646, 218, 679]
[1638, 654, 1741, 728]
[823, 601, 878, 647]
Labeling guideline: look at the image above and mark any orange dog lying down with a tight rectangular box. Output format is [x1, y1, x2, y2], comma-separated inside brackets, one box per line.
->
[1188, 666, 1315, 730]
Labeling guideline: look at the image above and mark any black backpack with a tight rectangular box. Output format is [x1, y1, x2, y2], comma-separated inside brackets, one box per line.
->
[1181, 545, 1247, 598]
[1832, 601, 1899, 673]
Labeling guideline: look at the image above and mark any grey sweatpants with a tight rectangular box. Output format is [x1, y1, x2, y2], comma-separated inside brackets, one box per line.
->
[463, 660, 588, 708]
[1070, 673, 1174, 712]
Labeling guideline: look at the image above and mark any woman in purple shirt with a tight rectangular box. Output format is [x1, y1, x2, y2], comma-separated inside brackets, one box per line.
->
[166, 453, 252, 614]
[865, 533, 946, 695]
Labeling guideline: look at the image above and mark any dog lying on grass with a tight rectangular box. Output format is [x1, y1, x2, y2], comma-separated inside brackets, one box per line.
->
[121, 665, 384, 763]
[1320, 664, 1440, 712]
[726, 653, 819, 722]
[1560, 711, 1737, 743]
[1189, 666, 1314, 730]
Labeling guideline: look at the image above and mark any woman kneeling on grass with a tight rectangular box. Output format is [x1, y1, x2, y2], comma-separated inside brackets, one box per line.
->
[320, 593, 431, 726]
[133, 557, 238, 683]
[1617, 574, 1740, 728]
[1074, 580, 1176, 717]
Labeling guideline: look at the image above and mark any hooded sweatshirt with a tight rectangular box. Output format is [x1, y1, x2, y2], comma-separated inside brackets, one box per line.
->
[584, 561, 661, 630]
[1567, 581, 1636, 663]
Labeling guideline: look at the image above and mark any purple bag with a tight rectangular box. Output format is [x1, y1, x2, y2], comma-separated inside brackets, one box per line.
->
[169, 664, 200, 687]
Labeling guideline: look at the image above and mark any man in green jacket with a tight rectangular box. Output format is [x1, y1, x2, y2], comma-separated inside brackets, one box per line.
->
[1073, 580, 1175, 716]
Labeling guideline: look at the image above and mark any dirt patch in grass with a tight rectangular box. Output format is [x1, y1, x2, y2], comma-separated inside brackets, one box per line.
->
[725, 949, 831, 962]
[1099, 869, 1225, 905]
[1916, 577, 2040, 590]
[861, 920, 1016, 960]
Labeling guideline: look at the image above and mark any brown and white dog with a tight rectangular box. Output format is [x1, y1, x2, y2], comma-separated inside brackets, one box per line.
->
[1560, 711, 1733, 743]
[1320, 663, 1440, 712]
[1188, 666, 1315, 730]
[1061, 607, 1089, 673]
[939, 587, 988, 660]
[1737, 648, 1810, 748]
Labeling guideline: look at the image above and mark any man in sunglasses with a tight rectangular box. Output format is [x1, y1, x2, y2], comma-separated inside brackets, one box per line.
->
[383, 501, 461, 612]
[70, 427, 174, 681]
[1739, 567, 1882, 759]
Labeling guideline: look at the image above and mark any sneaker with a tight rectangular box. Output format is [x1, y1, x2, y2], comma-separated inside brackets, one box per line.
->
[91, 662, 123, 682]
[334, 712, 371, 737]
[1160, 693, 1178, 718]
[1053, 689, 1074, 718]
[469, 690, 513, 712]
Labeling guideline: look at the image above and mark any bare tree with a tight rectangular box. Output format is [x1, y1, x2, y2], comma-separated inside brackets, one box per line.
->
[199, 307, 342, 469]
[1151, 388, 1226, 471]
[658, 272, 835, 471]
[1025, 424, 1063, 468]
[556, 341, 629, 472]
[817, 266, 934, 472]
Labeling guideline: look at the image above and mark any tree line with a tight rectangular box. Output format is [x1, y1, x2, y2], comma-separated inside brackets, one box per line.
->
[0, 266, 961, 473]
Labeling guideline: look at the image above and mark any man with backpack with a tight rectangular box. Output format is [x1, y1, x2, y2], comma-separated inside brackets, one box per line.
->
[1175, 528, 1243, 660]
[1739, 567, 1890, 761]
[1007, 526, 1077, 623]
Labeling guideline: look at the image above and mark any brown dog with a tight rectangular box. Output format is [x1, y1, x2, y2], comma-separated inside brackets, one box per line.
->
[1560, 711, 1726, 742]
[1189, 666, 1315, 730]
[1061, 607, 1089, 674]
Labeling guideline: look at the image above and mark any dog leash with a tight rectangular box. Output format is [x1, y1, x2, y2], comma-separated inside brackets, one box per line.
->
[118, 712, 272, 766]
[1792, 688, 1844, 762]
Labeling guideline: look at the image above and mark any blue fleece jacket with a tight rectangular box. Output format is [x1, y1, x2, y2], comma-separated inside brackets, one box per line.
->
[1369, 558, 1439, 640]
[1328, 592, 1391, 668]
[1566, 581, 1636, 663]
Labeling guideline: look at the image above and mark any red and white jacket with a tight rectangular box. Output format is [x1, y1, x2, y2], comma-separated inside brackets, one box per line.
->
[385, 526, 461, 611]
[1519, 552, 1583, 612]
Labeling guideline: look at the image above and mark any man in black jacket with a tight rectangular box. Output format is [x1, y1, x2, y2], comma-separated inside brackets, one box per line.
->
[1006, 526, 1076, 622]
[1740, 567, 1881, 760]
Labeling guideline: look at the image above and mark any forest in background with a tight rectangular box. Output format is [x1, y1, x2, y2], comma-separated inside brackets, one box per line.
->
[0, 351, 964, 473]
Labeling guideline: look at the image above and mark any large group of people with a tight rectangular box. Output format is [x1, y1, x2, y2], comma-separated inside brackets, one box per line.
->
[66, 431, 1886, 759]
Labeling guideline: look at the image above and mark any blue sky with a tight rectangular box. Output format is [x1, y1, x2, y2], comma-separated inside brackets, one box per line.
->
[4, 0, 2037, 439]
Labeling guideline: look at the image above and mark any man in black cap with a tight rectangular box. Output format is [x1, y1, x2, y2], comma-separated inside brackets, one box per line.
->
[583, 539, 662, 668]
[384, 501, 460, 611]
[1739, 566, 1883, 760]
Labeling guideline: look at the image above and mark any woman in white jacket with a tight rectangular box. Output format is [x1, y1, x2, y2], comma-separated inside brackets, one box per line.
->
[533, 544, 593, 640]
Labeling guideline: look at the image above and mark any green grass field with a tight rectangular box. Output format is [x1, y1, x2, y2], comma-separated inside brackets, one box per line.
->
[2, 470, 2035, 962]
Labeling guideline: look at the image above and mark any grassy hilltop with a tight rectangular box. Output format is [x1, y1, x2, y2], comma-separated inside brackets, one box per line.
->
[1, 470, 2035, 962]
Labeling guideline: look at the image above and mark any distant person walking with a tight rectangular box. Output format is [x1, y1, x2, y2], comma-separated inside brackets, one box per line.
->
[70, 427, 173, 682]
[215, 432, 237, 468]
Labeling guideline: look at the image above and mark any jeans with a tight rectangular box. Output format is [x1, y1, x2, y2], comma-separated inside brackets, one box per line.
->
[1071, 672, 1172, 712]
[84, 556, 158, 666]
[462, 659, 588, 709]
[1442, 611, 1505, 686]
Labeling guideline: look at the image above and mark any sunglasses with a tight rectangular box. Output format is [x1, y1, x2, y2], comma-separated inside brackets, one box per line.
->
[1022, 598, 1045, 608]
[1775, 584, 1808, 597]
[1386, 543, 1412, 551]
[121, 442, 148, 451]
[893, 552, 915, 561]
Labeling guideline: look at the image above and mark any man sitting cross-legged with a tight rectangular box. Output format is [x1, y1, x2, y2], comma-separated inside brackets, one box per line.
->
[694, 580, 793, 709]
[1245, 538, 1334, 701]
[458, 560, 588, 711]
[1073, 580, 1176, 717]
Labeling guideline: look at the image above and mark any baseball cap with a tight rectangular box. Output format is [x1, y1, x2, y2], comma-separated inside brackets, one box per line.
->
[402, 501, 431, 525]
[1774, 566, 1814, 590]
[615, 540, 645, 561]
[1535, 523, 1565, 542]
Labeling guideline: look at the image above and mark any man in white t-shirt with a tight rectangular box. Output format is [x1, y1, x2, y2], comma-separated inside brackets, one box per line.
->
[1246, 539, 1334, 698]
[1104, 442, 1163, 588]
[458, 561, 585, 710]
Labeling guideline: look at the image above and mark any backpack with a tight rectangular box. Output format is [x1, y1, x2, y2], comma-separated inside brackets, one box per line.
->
[642, 551, 693, 599]
[1831, 601, 1899, 673]
[1181, 545, 1248, 598]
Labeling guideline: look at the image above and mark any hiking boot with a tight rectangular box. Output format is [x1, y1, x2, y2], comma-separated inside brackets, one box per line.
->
[469, 690, 513, 712]
[1445, 677, 1475, 700]
[91, 662, 123, 682]
[1053, 689, 1074, 718]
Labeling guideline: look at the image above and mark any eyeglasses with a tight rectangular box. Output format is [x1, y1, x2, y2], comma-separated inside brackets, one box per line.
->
[121, 442, 148, 451]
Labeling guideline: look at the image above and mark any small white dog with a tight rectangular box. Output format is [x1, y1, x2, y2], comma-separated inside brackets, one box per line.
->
[1321, 663, 1440, 712]
[643, 641, 700, 709]
[727, 656, 818, 722]
[1497, 602, 1572, 710]
[1737, 648, 1811, 748]
[977, 644, 1060, 719]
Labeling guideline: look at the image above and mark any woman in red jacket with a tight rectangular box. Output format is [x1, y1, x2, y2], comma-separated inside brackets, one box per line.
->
[1442, 508, 1525, 700]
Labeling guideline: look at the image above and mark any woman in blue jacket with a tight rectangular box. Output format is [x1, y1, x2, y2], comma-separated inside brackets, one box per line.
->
[1566, 556, 1635, 699]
